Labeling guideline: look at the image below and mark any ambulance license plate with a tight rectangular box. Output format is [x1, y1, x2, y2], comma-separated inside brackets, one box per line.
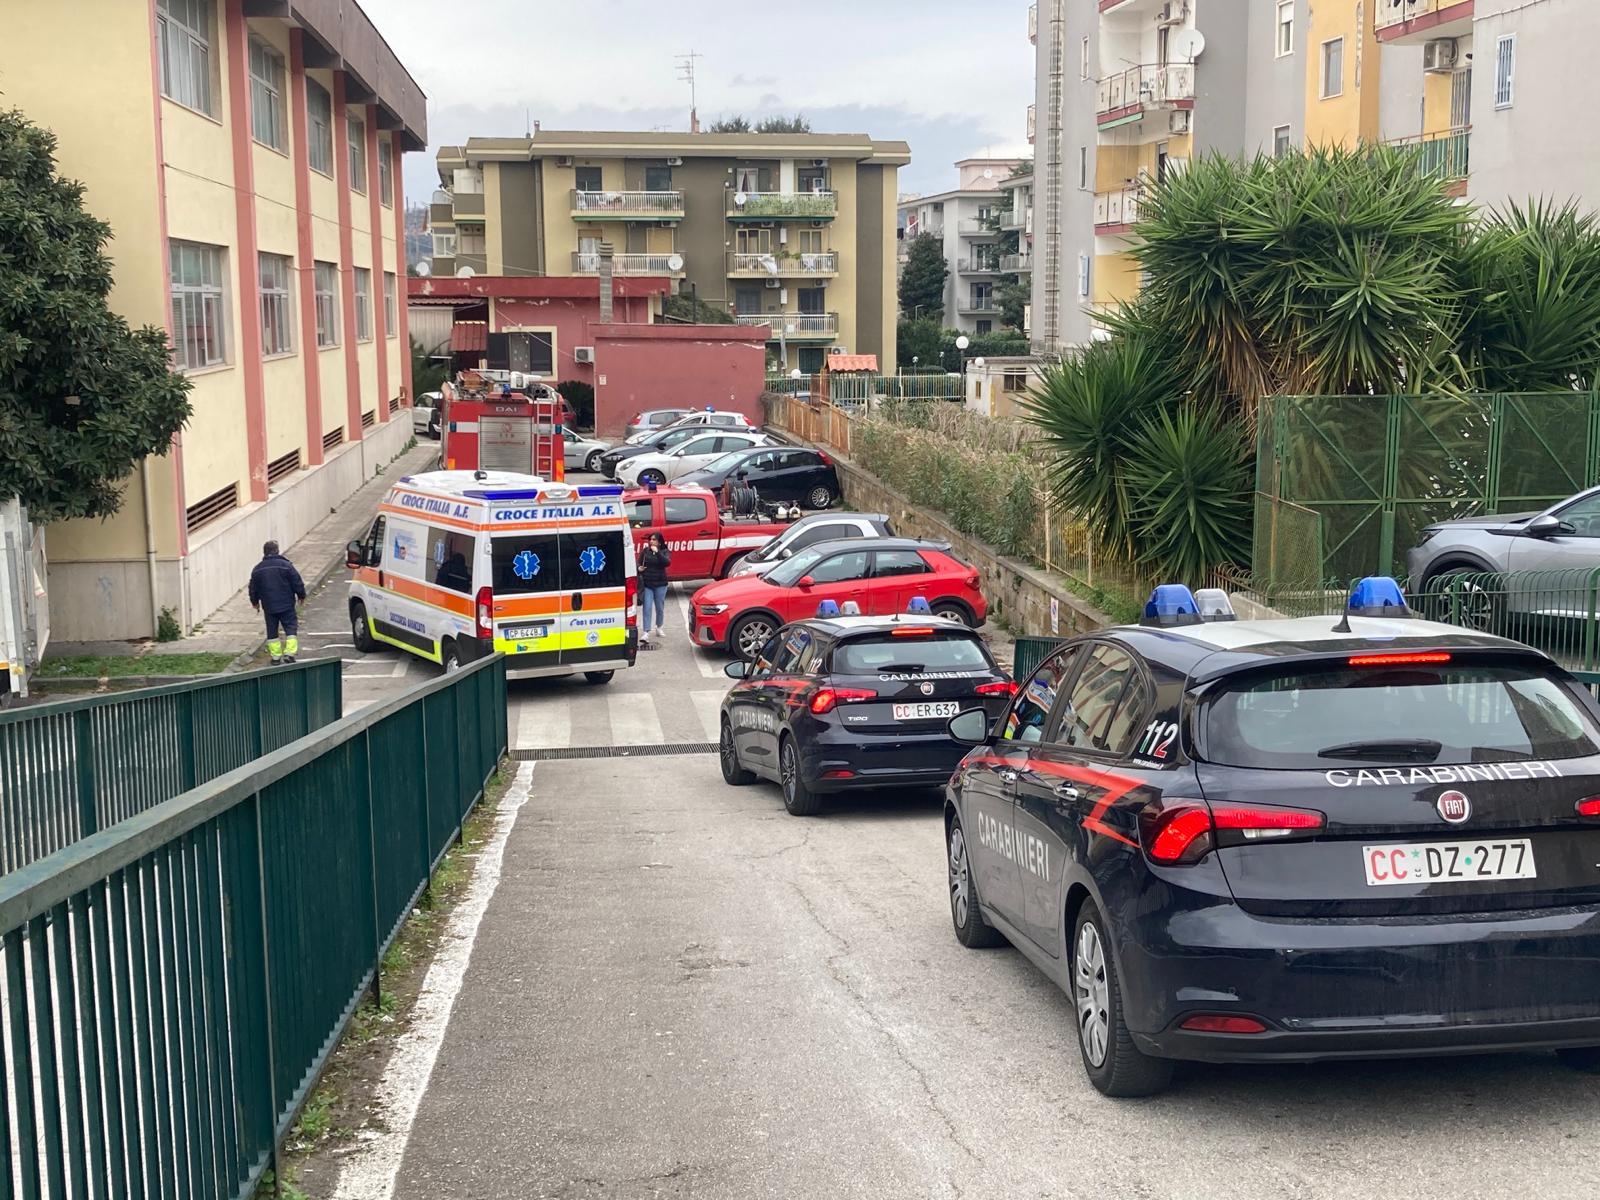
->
[502, 625, 549, 641]
[893, 701, 960, 721]
[1361, 838, 1536, 886]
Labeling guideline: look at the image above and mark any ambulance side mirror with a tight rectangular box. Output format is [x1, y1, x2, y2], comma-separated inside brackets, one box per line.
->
[346, 541, 364, 568]
[947, 708, 993, 746]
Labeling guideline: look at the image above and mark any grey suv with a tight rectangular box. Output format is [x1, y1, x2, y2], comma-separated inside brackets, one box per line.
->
[1406, 486, 1600, 591]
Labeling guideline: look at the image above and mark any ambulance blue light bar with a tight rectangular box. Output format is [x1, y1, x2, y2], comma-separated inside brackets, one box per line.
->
[1347, 576, 1412, 618]
[817, 600, 842, 616]
[465, 484, 625, 502]
[1142, 584, 1202, 627]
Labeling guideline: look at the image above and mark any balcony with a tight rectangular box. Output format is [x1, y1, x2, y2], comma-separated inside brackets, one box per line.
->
[957, 297, 999, 315]
[727, 251, 839, 278]
[572, 252, 686, 276]
[1094, 187, 1143, 233]
[726, 191, 839, 220]
[1027, 103, 1036, 145]
[1001, 252, 1032, 273]
[570, 189, 686, 221]
[1097, 64, 1195, 128]
[958, 257, 1003, 275]
[452, 191, 485, 217]
[1374, 0, 1474, 44]
[1028, 3, 1037, 42]
[1001, 204, 1027, 231]
[428, 201, 453, 227]
[734, 312, 839, 339]
[957, 218, 998, 237]
[1384, 126, 1471, 196]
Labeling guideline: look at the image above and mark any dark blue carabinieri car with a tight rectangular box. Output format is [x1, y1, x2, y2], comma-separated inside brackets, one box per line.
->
[943, 578, 1600, 1096]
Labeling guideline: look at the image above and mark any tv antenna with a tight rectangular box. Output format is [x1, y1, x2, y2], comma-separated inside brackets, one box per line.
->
[677, 50, 702, 131]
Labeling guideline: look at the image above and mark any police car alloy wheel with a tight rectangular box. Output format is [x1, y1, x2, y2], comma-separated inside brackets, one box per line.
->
[1072, 902, 1173, 1098]
[720, 719, 755, 786]
[947, 817, 1004, 949]
[780, 737, 823, 816]
[731, 614, 775, 660]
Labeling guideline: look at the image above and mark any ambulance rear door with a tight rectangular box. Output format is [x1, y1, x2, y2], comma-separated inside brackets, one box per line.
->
[555, 514, 630, 670]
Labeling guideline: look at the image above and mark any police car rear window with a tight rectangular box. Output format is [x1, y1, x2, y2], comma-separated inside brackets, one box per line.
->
[832, 632, 991, 674]
[1202, 663, 1600, 770]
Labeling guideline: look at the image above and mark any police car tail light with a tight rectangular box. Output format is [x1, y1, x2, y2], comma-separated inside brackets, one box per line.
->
[1347, 651, 1451, 667]
[1179, 1014, 1267, 1035]
[1576, 798, 1600, 817]
[809, 687, 876, 715]
[892, 627, 936, 637]
[1212, 803, 1325, 843]
[975, 680, 1020, 696]
[475, 587, 494, 639]
[1141, 802, 1215, 865]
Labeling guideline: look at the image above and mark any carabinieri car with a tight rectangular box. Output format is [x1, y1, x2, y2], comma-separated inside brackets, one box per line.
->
[719, 600, 1018, 815]
[942, 578, 1600, 1097]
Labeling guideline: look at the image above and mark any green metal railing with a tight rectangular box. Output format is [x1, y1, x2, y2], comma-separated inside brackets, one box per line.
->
[1410, 567, 1600, 674]
[0, 654, 506, 1199]
[0, 661, 342, 877]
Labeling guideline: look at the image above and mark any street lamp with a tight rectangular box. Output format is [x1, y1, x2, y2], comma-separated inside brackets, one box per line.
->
[955, 335, 971, 397]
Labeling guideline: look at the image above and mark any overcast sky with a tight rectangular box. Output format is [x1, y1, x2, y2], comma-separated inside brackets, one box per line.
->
[376, 0, 1035, 205]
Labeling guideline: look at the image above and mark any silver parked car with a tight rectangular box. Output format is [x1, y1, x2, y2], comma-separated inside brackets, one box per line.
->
[1406, 486, 1600, 589]
[562, 429, 612, 473]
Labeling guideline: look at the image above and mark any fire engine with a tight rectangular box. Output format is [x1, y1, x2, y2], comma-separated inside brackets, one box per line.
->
[438, 371, 568, 480]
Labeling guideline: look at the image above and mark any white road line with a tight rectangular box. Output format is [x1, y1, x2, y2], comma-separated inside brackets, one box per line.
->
[690, 689, 727, 741]
[329, 763, 530, 1200]
[514, 696, 570, 750]
[606, 692, 665, 744]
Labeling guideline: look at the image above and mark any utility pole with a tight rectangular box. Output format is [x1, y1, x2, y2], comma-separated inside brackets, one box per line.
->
[677, 51, 702, 133]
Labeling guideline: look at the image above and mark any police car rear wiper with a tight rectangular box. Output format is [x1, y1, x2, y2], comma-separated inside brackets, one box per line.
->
[1316, 738, 1443, 762]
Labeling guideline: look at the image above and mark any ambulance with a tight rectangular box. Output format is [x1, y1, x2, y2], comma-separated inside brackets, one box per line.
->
[346, 470, 638, 683]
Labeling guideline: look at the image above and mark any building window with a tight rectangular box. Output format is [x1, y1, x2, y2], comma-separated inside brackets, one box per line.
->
[574, 165, 602, 192]
[1321, 38, 1344, 99]
[1495, 34, 1515, 109]
[1003, 371, 1027, 392]
[258, 252, 293, 357]
[644, 165, 673, 192]
[458, 227, 486, 256]
[248, 36, 286, 150]
[976, 319, 993, 335]
[1080, 36, 1090, 79]
[348, 114, 367, 193]
[314, 261, 339, 347]
[306, 80, 333, 175]
[353, 268, 373, 341]
[1078, 146, 1087, 189]
[1078, 253, 1090, 298]
[169, 241, 227, 370]
[1276, 1, 1294, 57]
[156, 0, 214, 116]
[1274, 125, 1292, 159]
[384, 272, 398, 336]
[432, 232, 456, 258]
[378, 138, 394, 207]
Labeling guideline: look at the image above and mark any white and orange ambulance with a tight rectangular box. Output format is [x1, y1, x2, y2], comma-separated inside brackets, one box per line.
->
[346, 470, 638, 683]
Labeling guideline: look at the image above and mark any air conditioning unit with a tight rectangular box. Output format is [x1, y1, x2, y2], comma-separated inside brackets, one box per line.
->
[811, 159, 829, 168]
[828, 345, 846, 355]
[1169, 111, 1191, 134]
[810, 220, 826, 229]
[666, 156, 684, 166]
[1422, 38, 1458, 72]
[1156, 0, 1188, 26]
[764, 278, 782, 289]
[573, 346, 595, 364]
[555, 155, 574, 167]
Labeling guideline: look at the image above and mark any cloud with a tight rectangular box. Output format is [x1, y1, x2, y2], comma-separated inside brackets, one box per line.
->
[730, 73, 779, 88]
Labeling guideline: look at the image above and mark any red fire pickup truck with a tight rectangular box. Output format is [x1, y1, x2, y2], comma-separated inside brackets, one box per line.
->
[623, 485, 792, 581]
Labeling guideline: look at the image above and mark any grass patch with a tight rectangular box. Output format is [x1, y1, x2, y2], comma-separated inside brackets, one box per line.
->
[37, 651, 238, 679]
[1057, 575, 1144, 626]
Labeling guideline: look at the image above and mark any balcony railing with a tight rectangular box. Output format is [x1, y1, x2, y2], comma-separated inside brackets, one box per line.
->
[1028, 3, 1037, 42]
[726, 191, 839, 219]
[1001, 253, 1032, 272]
[1027, 103, 1036, 144]
[727, 251, 839, 276]
[1094, 187, 1143, 230]
[570, 189, 686, 219]
[958, 298, 1000, 314]
[1097, 64, 1195, 120]
[734, 312, 839, 337]
[959, 257, 1003, 274]
[1375, 0, 1474, 40]
[958, 218, 998, 236]
[1001, 205, 1027, 231]
[572, 252, 686, 275]
[1384, 126, 1471, 183]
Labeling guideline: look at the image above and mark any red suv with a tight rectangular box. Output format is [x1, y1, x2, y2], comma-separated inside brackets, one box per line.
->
[688, 538, 987, 658]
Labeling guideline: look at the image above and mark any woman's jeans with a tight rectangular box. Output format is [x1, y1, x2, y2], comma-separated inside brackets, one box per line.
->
[641, 584, 669, 633]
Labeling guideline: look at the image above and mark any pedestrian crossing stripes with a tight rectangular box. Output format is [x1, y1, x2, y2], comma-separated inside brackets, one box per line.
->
[508, 688, 730, 751]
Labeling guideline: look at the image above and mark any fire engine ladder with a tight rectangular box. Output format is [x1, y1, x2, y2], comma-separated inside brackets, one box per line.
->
[533, 399, 564, 481]
[1041, 0, 1065, 351]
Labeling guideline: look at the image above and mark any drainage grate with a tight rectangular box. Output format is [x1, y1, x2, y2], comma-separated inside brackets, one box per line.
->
[514, 742, 717, 762]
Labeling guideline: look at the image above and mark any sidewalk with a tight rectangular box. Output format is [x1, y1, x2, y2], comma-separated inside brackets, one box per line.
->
[47, 440, 439, 665]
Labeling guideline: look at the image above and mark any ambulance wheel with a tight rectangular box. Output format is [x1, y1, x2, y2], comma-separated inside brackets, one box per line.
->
[639, 468, 666, 486]
[720, 719, 755, 785]
[1072, 901, 1173, 1098]
[584, 671, 614, 685]
[351, 602, 377, 652]
[779, 736, 823, 816]
[584, 450, 604, 472]
[805, 484, 835, 509]
[947, 813, 1004, 949]
[440, 641, 461, 675]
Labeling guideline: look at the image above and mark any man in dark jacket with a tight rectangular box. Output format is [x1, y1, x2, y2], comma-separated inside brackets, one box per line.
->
[249, 540, 307, 664]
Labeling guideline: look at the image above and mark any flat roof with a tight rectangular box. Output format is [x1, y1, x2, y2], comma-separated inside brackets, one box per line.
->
[290, 0, 427, 149]
[452, 130, 911, 167]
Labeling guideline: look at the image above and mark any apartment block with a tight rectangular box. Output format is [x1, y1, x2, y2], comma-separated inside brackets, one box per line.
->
[8, 0, 424, 640]
[897, 157, 1027, 334]
[425, 131, 909, 374]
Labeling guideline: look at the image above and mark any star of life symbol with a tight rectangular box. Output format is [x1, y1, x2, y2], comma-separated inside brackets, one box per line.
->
[578, 546, 606, 576]
[512, 550, 540, 581]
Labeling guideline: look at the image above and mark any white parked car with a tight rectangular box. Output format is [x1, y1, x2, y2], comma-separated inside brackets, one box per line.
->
[562, 429, 612, 473]
[412, 391, 443, 438]
[616, 431, 770, 487]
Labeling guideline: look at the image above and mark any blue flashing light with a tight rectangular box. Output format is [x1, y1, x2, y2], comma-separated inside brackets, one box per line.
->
[1348, 576, 1411, 617]
[1142, 584, 1202, 627]
[817, 600, 842, 617]
[576, 485, 623, 498]
[907, 596, 932, 614]
[646, 479, 658, 493]
[468, 488, 544, 501]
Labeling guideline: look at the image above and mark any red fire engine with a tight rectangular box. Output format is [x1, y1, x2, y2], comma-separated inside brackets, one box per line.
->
[438, 372, 567, 480]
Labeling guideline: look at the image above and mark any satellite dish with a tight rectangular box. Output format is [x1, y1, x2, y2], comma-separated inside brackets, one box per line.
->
[734, 191, 748, 205]
[456, 265, 476, 278]
[415, 261, 432, 277]
[1170, 28, 1205, 60]
[667, 253, 684, 272]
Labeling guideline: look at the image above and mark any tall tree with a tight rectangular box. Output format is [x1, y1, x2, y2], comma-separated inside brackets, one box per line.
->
[0, 110, 190, 521]
[898, 233, 949, 323]
[754, 114, 811, 134]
